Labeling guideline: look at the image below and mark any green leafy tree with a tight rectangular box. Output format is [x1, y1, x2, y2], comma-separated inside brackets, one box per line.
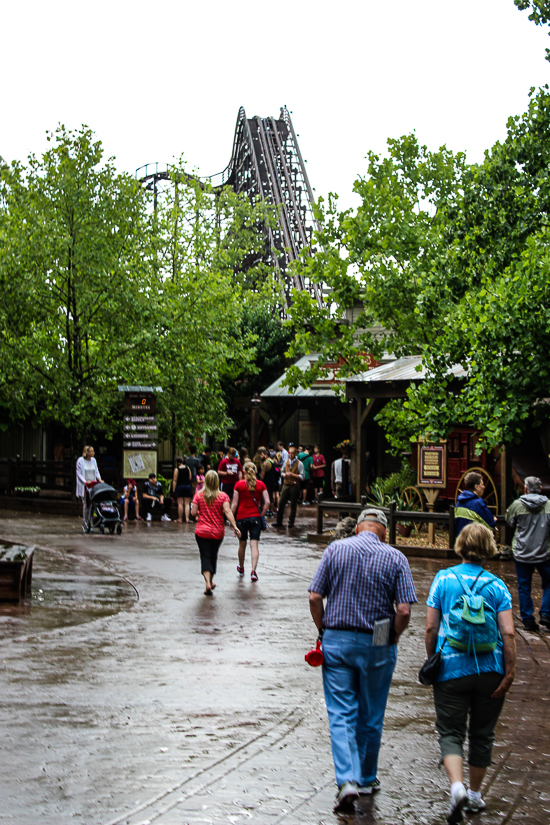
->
[0, 126, 150, 450]
[514, 0, 550, 60]
[145, 160, 282, 453]
[284, 86, 550, 453]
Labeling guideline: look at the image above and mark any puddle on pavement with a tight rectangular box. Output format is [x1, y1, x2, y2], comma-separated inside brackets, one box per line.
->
[0, 546, 136, 637]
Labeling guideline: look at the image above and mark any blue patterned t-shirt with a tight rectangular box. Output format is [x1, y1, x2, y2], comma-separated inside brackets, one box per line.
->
[426, 563, 512, 682]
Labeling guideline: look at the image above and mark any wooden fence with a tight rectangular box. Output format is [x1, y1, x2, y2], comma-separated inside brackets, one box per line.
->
[315, 494, 508, 548]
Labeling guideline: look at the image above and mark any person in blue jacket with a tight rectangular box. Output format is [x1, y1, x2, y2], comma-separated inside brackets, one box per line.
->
[455, 471, 496, 537]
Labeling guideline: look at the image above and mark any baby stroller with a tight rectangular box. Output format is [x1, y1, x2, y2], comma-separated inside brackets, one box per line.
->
[83, 482, 123, 535]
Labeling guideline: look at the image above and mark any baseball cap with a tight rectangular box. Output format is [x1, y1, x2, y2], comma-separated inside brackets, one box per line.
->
[357, 508, 387, 528]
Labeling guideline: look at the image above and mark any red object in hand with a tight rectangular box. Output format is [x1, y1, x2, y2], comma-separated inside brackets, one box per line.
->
[305, 639, 324, 667]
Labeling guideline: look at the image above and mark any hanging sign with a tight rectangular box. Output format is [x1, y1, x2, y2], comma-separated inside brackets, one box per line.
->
[417, 440, 447, 488]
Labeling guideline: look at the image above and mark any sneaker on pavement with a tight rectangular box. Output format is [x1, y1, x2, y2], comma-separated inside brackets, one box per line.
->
[161, 514, 171, 521]
[334, 782, 358, 814]
[146, 513, 152, 522]
[237, 565, 244, 576]
[251, 570, 258, 582]
[358, 778, 381, 795]
[523, 617, 540, 631]
[135, 515, 143, 521]
[447, 784, 467, 824]
[539, 612, 550, 628]
[464, 793, 486, 813]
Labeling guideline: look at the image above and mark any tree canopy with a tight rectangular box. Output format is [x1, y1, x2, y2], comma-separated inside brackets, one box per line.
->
[284, 85, 550, 452]
[0, 129, 281, 449]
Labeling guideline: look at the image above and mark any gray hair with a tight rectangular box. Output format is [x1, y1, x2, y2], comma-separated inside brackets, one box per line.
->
[525, 476, 542, 494]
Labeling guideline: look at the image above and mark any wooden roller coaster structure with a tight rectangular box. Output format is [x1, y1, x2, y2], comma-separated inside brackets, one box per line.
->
[136, 106, 323, 312]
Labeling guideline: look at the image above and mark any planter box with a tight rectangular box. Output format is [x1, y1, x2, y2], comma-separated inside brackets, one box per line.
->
[0, 542, 35, 602]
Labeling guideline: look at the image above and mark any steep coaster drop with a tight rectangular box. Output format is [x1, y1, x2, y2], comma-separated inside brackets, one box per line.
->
[136, 106, 323, 311]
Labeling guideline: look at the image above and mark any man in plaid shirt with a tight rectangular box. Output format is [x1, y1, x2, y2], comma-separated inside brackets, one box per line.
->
[309, 508, 417, 813]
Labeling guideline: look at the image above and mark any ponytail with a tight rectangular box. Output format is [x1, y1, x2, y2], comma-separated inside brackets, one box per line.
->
[243, 461, 257, 491]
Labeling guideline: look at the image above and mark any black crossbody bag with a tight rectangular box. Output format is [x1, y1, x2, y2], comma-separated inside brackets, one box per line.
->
[250, 483, 267, 531]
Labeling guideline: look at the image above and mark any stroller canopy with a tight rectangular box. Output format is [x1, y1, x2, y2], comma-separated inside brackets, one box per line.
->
[89, 482, 118, 502]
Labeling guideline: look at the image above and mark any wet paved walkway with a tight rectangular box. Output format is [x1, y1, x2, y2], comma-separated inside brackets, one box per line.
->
[1, 509, 549, 824]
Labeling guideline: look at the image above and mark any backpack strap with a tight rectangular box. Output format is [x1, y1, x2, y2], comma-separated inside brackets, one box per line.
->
[450, 567, 487, 598]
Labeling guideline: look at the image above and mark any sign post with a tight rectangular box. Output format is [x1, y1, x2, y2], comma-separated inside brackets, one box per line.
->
[118, 386, 162, 481]
[417, 439, 447, 545]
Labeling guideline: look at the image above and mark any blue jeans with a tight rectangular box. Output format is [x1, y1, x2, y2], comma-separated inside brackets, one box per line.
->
[321, 629, 397, 786]
[515, 559, 550, 621]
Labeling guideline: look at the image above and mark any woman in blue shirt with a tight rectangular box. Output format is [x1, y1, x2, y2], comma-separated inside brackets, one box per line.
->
[425, 523, 516, 824]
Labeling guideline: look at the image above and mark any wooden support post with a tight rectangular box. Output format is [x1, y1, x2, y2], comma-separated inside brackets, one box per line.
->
[361, 495, 367, 508]
[388, 500, 396, 545]
[316, 493, 324, 535]
[424, 489, 439, 545]
[500, 446, 513, 546]
[350, 399, 358, 501]
[448, 504, 455, 549]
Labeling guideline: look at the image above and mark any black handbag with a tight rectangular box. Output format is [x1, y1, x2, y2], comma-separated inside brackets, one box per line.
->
[418, 634, 447, 686]
[418, 650, 442, 685]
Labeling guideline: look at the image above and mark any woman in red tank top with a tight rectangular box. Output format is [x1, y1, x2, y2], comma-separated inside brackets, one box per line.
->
[231, 462, 269, 582]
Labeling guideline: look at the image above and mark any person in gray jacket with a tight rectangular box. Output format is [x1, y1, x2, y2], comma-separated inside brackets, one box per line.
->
[505, 476, 550, 631]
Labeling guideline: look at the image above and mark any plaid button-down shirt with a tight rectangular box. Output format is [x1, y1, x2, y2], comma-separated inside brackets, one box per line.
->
[309, 531, 418, 631]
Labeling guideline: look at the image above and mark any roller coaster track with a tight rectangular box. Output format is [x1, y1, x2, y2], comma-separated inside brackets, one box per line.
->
[136, 106, 323, 310]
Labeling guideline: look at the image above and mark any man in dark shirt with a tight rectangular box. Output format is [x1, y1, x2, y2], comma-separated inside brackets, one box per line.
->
[309, 508, 417, 813]
[142, 473, 171, 521]
[199, 447, 212, 472]
[186, 447, 202, 495]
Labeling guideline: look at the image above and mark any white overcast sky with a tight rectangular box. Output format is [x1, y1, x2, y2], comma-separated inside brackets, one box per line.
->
[2, 0, 549, 209]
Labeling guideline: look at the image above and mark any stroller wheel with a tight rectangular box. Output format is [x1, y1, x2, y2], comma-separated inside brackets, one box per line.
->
[109, 525, 115, 535]
[116, 523, 122, 535]
[99, 524, 105, 535]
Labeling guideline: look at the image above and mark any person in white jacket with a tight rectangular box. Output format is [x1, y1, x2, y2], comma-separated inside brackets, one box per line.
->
[76, 445, 102, 527]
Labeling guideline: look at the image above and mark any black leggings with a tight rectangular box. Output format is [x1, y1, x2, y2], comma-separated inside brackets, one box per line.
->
[195, 535, 222, 575]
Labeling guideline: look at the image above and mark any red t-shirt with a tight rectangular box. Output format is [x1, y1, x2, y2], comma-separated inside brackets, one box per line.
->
[312, 454, 326, 478]
[233, 479, 266, 520]
[193, 491, 230, 539]
[217, 457, 243, 487]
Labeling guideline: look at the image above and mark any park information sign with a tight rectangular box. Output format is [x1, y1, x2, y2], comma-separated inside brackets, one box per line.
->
[118, 386, 162, 480]
[417, 441, 447, 488]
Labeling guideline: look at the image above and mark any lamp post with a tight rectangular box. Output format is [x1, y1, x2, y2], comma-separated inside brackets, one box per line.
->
[250, 394, 261, 456]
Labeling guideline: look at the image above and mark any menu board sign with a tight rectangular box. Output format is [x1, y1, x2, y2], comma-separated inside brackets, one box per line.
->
[417, 442, 447, 488]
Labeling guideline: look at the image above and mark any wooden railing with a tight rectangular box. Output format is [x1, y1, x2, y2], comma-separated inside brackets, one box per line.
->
[315, 494, 507, 548]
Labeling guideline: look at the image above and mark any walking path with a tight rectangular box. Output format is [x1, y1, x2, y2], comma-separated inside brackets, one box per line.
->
[0, 510, 549, 824]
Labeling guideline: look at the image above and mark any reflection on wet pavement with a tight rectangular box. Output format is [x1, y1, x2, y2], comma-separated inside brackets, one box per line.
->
[0, 546, 137, 637]
[0, 511, 549, 824]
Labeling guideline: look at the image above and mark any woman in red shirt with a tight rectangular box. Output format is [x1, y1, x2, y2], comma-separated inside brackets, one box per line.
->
[191, 470, 241, 596]
[231, 462, 269, 582]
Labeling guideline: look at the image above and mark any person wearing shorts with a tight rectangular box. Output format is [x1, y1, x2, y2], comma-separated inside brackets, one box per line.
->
[191, 470, 241, 595]
[172, 456, 193, 523]
[232, 462, 269, 582]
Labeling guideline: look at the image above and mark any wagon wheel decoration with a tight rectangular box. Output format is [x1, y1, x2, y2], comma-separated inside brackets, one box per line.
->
[401, 486, 425, 533]
[454, 467, 499, 515]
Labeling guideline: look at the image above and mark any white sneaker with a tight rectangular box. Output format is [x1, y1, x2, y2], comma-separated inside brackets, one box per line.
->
[464, 792, 486, 813]
[161, 514, 171, 521]
[146, 513, 152, 522]
[447, 784, 467, 824]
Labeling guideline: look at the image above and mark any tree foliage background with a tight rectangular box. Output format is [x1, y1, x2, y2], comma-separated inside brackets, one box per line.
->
[0, 129, 283, 451]
[284, 81, 550, 453]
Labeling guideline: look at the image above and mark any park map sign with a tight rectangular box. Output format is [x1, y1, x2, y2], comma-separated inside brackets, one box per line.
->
[118, 386, 162, 480]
